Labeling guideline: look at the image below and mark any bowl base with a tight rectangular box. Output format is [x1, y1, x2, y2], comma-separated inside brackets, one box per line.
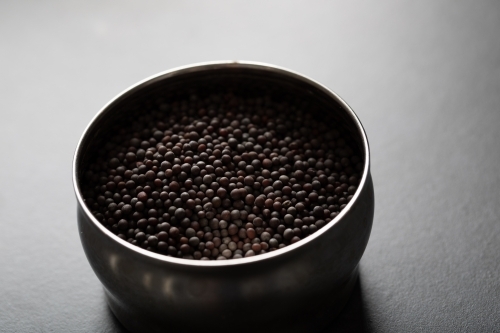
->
[104, 266, 359, 333]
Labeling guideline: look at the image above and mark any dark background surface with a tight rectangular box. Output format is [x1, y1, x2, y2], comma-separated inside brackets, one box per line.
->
[1, 1, 499, 332]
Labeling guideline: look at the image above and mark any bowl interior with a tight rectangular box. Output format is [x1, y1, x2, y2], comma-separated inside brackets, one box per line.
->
[74, 62, 369, 265]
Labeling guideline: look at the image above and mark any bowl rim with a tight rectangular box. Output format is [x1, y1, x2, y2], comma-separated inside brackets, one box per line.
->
[73, 60, 371, 267]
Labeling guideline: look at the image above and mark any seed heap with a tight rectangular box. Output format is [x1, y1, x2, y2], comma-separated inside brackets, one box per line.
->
[81, 87, 363, 260]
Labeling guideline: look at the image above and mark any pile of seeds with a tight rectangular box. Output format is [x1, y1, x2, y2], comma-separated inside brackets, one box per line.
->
[81, 86, 363, 260]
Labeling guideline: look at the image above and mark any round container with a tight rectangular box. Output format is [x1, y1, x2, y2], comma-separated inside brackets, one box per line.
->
[73, 61, 374, 333]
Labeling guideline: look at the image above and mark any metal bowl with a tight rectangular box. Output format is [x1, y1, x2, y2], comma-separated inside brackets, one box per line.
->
[73, 61, 374, 333]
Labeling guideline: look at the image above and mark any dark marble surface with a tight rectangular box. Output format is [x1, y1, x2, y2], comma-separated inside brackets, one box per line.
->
[1, 1, 499, 332]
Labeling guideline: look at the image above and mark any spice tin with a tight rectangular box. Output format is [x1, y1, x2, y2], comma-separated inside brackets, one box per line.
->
[73, 61, 374, 332]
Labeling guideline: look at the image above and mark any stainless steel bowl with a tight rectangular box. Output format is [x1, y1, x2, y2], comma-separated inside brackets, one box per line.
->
[73, 61, 374, 333]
